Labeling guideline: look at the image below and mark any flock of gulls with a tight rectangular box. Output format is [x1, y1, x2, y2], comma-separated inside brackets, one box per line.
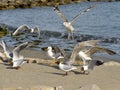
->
[0, 5, 118, 76]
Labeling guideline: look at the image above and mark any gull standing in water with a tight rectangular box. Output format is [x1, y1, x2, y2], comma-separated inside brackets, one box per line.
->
[78, 46, 116, 74]
[12, 24, 40, 38]
[55, 40, 99, 76]
[53, 5, 94, 40]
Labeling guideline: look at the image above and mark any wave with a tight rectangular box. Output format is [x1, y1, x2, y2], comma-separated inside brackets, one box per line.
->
[0, 23, 120, 45]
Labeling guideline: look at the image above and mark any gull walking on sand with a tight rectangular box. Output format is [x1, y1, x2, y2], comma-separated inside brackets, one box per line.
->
[55, 40, 99, 76]
[53, 5, 94, 40]
[12, 24, 40, 38]
[78, 46, 116, 74]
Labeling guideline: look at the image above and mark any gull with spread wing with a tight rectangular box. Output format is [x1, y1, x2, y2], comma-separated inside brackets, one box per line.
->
[12, 24, 40, 38]
[0, 40, 32, 69]
[78, 46, 116, 74]
[0, 40, 13, 60]
[41, 45, 64, 60]
[53, 5, 94, 40]
[55, 40, 99, 76]
[6, 42, 30, 69]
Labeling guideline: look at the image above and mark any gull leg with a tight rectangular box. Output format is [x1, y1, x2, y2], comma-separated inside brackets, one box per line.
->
[15, 66, 21, 70]
[71, 32, 74, 40]
[63, 72, 68, 76]
[68, 33, 71, 40]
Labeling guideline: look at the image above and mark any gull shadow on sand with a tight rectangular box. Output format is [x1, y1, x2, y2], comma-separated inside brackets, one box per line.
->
[37, 63, 59, 70]
[45, 71, 65, 76]
[72, 70, 87, 75]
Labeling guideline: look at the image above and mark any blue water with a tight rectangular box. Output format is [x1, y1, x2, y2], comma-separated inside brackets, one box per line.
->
[0, 2, 120, 54]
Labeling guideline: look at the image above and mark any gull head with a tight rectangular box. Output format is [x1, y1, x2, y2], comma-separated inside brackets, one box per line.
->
[81, 65, 89, 71]
[30, 28, 34, 33]
[41, 46, 52, 51]
[55, 60, 60, 65]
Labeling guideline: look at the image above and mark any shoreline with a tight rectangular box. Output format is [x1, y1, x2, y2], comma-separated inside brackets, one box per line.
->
[0, 0, 118, 10]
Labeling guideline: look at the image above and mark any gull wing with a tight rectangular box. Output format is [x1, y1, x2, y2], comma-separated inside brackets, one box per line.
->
[34, 26, 40, 38]
[13, 59, 27, 67]
[12, 42, 29, 60]
[85, 46, 116, 57]
[51, 45, 62, 53]
[12, 24, 30, 36]
[0, 40, 12, 58]
[70, 5, 95, 24]
[53, 6, 68, 22]
[52, 45, 67, 59]
[68, 40, 99, 65]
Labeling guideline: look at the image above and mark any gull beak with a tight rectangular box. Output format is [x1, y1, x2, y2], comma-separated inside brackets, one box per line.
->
[54, 61, 60, 65]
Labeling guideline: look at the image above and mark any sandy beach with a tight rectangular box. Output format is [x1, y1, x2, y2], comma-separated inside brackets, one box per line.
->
[0, 49, 120, 90]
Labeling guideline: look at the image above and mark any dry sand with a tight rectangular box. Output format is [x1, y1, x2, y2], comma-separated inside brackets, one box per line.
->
[0, 49, 120, 90]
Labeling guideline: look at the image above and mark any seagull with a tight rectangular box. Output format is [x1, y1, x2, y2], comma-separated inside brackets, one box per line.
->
[6, 42, 30, 69]
[0, 40, 13, 60]
[0, 52, 11, 63]
[55, 40, 99, 76]
[53, 5, 94, 40]
[78, 46, 116, 74]
[41, 45, 64, 60]
[12, 24, 40, 38]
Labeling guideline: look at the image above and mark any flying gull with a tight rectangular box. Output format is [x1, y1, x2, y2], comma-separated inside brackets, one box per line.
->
[53, 5, 94, 40]
[12, 24, 40, 38]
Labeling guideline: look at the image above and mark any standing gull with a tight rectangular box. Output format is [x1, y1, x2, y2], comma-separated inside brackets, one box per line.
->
[55, 40, 99, 76]
[41, 45, 64, 60]
[12, 24, 40, 38]
[78, 46, 116, 74]
[53, 5, 94, 40]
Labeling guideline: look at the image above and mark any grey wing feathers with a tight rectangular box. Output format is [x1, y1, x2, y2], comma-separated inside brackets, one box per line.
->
[34, 26, 40, 38]
[53, 6, 68, 22]
[68, 40, 99, 65]
[78, 40, 99, 47]
[12, 25, 30, 36]
[1, 40, 10, 53]
[13, 42, 29, 57]
[71, 5, 95, 24]
[85, 46, 116, 56]
[52, 45, 67, 59]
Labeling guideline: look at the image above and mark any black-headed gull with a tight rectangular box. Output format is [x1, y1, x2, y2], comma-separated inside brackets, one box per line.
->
[55, 40, 99, 76]
[41, 45, 65, 64]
